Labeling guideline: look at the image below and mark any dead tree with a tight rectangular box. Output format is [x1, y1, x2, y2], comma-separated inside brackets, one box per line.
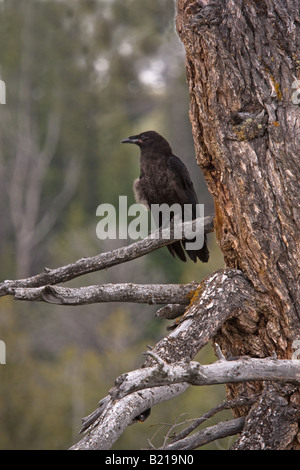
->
[1, 214, 299, 449]
[1, 0, 300, 450]
[175, 0, 300, 449]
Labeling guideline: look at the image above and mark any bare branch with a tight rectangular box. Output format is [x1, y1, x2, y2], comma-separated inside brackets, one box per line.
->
[162, 417, 245, 450]
[0, 215, 214, 296]
[72, 269, 289, 449]
[167, 395, 259, 446]
[7, 282, 197, 306]
[109, 357, 300, 402]
[144, 269, 258, 364]
[155, 304, 186, 319]
[74, 355, 300, 450]
[70, 384, 188, 450]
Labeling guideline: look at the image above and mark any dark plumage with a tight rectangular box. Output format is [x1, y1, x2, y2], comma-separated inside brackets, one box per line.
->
[121, 130, 209, 263]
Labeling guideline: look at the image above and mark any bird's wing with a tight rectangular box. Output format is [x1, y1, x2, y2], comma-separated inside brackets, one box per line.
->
[167, 155, 194, 190]
[167, 155, 199, 210]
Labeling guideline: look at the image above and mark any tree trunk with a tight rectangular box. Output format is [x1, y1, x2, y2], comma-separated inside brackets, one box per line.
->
[176, 0, 300, 449]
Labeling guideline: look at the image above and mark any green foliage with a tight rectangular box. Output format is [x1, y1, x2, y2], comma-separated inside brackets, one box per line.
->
[0, 0, 224, 450]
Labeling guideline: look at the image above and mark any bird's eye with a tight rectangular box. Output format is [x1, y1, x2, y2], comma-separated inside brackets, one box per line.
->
[141, 134, 149, 140]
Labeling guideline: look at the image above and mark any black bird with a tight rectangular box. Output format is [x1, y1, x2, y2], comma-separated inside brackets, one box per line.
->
[121, 130, 209, 263]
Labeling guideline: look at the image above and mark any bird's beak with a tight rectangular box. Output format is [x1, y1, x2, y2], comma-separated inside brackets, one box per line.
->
[121, 137, 141, 145]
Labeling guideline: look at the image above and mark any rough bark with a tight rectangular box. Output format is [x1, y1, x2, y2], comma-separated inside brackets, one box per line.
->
[176, 0, 300, 449]
[231, 383, 300, 450]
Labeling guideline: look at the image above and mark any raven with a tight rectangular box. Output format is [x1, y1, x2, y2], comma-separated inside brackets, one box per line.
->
[121, 130, 209, 263]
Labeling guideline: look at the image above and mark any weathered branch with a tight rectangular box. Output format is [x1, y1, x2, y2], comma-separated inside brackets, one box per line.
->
[109, 356, 300, 401]
[70, 384, 189, 450]
[0, 215, 214, 296]
[162, 417, 245, 450]
[6, 282, 197, 306]
[73, 354, 300, 450]
[165, 395, 259, 447]
[144, 269, 260, 364]
[71, 269, 268, 449]
[155, 303, 186, 320]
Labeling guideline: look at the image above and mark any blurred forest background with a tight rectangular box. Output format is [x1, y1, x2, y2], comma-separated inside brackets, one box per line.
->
[0, 0, 226, 450]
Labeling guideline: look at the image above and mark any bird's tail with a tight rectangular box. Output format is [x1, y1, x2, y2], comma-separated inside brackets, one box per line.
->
[167, 241, 187, 262]
[184, 234, 209, 263]
[167, 234, 209, 263]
